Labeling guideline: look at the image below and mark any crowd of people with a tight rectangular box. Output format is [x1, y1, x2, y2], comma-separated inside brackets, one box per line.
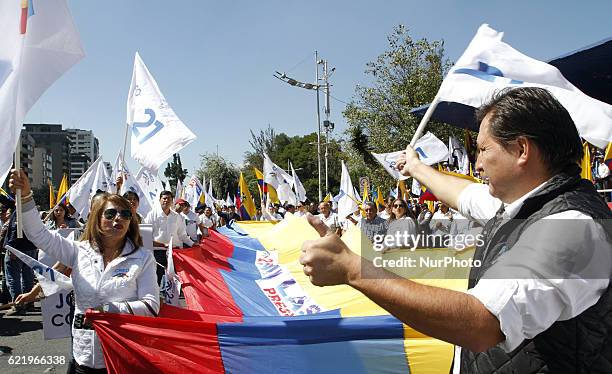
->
[1, 87, 612, 373]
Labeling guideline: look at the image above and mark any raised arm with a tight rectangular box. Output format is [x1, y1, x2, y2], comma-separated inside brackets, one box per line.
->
[396, 145, 474, 210]
[9, 169, 80, 268]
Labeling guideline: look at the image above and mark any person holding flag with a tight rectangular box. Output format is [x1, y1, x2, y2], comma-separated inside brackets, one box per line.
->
[144, 191, 194, 284]
[300, 87, 612, 373]
[9, 168, 159, 371]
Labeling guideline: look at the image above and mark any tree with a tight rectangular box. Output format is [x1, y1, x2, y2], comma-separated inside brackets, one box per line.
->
[196, 154, 239, 200]
[242, 127, 345, 203]
[343, 25, 462, 193]
[163, 153, 187, 194]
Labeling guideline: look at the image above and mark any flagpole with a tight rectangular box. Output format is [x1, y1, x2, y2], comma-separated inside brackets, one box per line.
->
[15, 135, 23, 239]
[120, 123, 129, 193]
[50, 156, 103, 213]
[410, 96, 441, 147]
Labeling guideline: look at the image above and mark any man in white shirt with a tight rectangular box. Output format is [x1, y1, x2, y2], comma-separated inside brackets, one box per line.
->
[317, 201, 339, 232]
[144, 191, 195, 284]
[176, 199, 199, 242]
[299, 87, 612, 373]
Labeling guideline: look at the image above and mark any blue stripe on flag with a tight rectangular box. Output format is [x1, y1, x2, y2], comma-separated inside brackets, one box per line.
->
[218, 315, 410, 373]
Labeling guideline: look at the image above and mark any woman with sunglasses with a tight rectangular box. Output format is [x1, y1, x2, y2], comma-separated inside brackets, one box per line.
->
[9, 169, 159, 373]
[383, 198, 418, 251]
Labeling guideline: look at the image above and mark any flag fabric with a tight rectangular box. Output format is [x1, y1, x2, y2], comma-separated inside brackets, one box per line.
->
[0, 0, 84, 185]
[253, 167, 268, 198]
[581, 142, 592, 181]
[114, 153, 153, 216]
[436, 24, 612, 149]
[263, 153, 296, 205]
[372, 132, 448, 181]
[448, 136, 470, 174]
[66, 156, 105, 217]
[225, 192, 233, 207]
[238, 173, 256, 220]
[88, 217, 470, 374]
[175, 179, 184, 200]
[337, 161, 360, 220]
[604, 142, 612, 168]
[183, 175, 204, 209]
[199, 176, 206, 206]
[48, 181, 55, 209]
[411, 178, 421, 197]
[290, 162, 307, 203]
[398, 180, 410, 201]
[204, 178, 216, 208]
[126, 52, 197, 172]
[375, 187, 385, 209]
[160, 239, 181, 306]
[464, 130, 475, 162]
[6, 245, 72, 297]
[56, 174, 69, 204]
[135, 167, 164, 207]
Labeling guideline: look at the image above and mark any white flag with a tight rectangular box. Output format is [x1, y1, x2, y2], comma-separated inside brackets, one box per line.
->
[183, 175, 204, 209]
[372, 132, 448, 180]
[448, 136, 470, 175]
[7, 245, 72, 297]
[117, 158, 153, 217]
[263, 153, 296, 204]
[205, 179, 217, 208]
[67, 156, 103, 218]
[175, 179, 183, 200]
[337, 161, 360, 220]
[290, 162, 307, 203]
[160, 238, 181, 306]
[437, 24, 612, 148]
[127, 52, 197, 171]
[0, 0, 85, 184]
[136, 167, 164, 209]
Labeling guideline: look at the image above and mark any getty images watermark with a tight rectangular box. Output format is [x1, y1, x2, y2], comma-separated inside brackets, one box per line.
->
[368, 231, 485, 275]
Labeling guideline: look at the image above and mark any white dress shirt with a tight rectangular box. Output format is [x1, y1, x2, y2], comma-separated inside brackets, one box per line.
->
[181, 210, 199, 242]
[22, 199, 159, 369]
[452, 182, 611, 373]
[144, 208, 194, 247]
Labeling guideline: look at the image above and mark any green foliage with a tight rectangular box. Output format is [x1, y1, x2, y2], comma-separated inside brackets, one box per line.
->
[196, 154, 239, 199]
[163, 154, 187, 194]
[343, 25, 463, 194]
[242, 129, 344, 203]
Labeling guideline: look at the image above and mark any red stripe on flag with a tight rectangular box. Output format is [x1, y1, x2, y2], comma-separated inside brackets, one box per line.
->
[173, 234, 243, 317]
[89, 309, 231, 374]
[20, 7, 28, 34]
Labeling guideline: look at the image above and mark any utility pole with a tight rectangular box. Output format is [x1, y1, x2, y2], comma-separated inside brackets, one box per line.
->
[320, 59, 335, 197]
[315, 51, 322, 202]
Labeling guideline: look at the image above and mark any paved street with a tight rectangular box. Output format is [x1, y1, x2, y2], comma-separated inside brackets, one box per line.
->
[0, 302, 70, 374]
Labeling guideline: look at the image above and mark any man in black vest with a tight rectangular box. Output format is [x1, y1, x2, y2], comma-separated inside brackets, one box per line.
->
[300, 87, 612, 373]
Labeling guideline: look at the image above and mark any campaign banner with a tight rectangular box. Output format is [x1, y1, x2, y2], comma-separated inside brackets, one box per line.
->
[41, 291, 73, 340]
[256, 272, 324, 316]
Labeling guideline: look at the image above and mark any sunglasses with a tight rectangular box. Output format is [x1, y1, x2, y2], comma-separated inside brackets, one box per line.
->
[392, 204, 405, 208]
[103, 208, 133, 220]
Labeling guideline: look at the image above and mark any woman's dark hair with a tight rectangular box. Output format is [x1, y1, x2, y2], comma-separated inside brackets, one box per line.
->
[475, 87, 583, 174]
[52, 203, 70, 222]
[123, 191, 140, 202]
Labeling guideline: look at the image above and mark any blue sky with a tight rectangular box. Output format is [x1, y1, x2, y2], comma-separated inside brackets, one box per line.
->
[25, 0, 612, 175]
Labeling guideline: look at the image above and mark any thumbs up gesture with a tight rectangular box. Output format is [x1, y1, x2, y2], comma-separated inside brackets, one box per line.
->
[299, 214, 360, 287]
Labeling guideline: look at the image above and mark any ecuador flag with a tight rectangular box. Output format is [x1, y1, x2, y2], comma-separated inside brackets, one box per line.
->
[238, 173, 256, 220]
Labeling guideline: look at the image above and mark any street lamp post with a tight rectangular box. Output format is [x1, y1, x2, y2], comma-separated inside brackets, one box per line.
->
[274, 52, 334, 202]
[315, 51, 322, 202]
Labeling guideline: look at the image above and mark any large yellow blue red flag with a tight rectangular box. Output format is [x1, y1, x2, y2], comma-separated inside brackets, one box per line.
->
[238, 173, 256, 219]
